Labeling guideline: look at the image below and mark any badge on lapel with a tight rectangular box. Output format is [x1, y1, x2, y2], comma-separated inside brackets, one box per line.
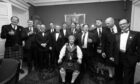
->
[129, 36, 133, 39]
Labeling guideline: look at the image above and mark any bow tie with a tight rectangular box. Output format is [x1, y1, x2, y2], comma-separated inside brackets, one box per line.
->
[121, 30, 129, 33]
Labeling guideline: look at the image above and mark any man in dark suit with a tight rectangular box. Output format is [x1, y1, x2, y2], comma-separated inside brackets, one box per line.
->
[69, 22, 79, 36]
[77, 24, 95, 73]
[60, 23, 70, 45]
[22, 20, 38, 73]
[115, 19, 140, 84]
[50, 25, 64, 71]
[105, 17, 121, 34]
[90, 19, 113, 78]
[49, 22, 55, 34]
[1, 16, 24, 73]
[93, 19, 112, 62]
[35, 24, 51, 71]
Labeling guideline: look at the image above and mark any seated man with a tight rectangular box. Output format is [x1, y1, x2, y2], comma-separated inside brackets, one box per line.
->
[58, 35, 83, 84]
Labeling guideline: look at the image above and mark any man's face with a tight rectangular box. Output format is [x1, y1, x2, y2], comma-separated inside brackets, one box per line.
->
[11, 17, 19, 25]
[76, 24, 80, 29]
[71, 23, 76, 28]
[105, 20, 114, 28]
[82, 25, 89, 32]
[28, 21, 33, 27]
[119, 19, 129, 31]
[63, 23, 67, 29]
[40, 25, 46, 32]
[69, 35, 75, 44]
[50, 23, 54, 29]
[55, 25, 61, 32]
[96, 20, 102, 28]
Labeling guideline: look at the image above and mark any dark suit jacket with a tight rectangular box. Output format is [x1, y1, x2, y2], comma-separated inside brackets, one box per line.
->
[77, 31, 96, 56]
[1, 24, 24, 47]
[35, 31, 51, 51]
[60, 29, 70, 44]
[105, 25, 121, 34]
[22, 27, 38, 50]
[115, 31, 140, 66]
[92, 27, 112, 59]
[50, 31, 64, 52]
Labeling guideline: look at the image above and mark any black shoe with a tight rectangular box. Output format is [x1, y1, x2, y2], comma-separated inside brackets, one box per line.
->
[19, 69, 24, 74]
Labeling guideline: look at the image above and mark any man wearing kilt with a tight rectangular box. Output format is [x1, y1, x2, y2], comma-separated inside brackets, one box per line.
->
[58, 35, 83, 84]
[1, 16, 24, 73]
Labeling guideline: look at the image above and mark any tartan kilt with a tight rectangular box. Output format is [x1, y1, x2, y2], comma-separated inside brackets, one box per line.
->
[4, 46, 23, 61]
[60, 61, 80, 71]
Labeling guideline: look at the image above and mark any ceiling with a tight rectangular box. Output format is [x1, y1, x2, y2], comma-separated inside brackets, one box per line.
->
[23, 0, 122, 6]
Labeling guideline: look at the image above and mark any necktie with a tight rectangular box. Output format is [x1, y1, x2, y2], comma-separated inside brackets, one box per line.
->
[13, 25, 16, 30]
[98, 28, 102, 38]
[121, 30, 128, 34]
[111, 28, 114, 34]
[81, 32, 86, 45]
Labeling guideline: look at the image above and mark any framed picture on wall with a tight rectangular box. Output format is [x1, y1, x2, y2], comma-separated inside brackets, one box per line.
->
[64, 13, 86, 25]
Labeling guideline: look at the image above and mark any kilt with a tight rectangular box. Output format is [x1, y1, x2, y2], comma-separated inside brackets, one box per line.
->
[60, 61, 80, 71]
[4, 46, 23, 61]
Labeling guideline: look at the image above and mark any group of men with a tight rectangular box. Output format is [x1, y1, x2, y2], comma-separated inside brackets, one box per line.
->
[1, 16, 140, 84]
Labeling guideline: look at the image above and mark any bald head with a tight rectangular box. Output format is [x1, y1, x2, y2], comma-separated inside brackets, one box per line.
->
[105, 17, 115, 28]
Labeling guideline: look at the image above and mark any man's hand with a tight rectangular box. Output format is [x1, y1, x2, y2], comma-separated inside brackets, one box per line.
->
[58, 59, 62, 64]
[41, 43, 46, 47]
[137, 62, 140, 66]
[109, 57, 115, 61]
[97, 49, 102, 53]
[49, 47, 52, 50]
[77, 59, 82, 64]
[88, 39, 92, 43]
[8, 30, 15, 35]
[28, 31, 34, 36]
[102, 52, 106, 58]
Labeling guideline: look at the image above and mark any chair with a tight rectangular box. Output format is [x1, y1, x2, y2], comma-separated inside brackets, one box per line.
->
[0, 58, 20, 84]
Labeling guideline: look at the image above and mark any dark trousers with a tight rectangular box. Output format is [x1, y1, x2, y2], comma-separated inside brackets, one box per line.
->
[51, 49, 59, 69]
[23, 48, 33, 72]
[115, 52, 136, 84]
[38, 50, 49, 70]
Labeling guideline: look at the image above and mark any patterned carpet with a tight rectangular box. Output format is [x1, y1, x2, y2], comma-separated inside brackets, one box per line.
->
[18, 70, 115, 84]
[18, 70, 59, 84]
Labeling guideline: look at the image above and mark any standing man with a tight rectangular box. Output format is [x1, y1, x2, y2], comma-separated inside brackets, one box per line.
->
[1, 16, 24, 73]
[77, 24, 95, 72]
[35, 24, 51, 72]
[105, 17, 120, 34]
[22, 20, 38, 73]
[50, 25, 64, 71]
[115, 19, 140, 84]
[61, 23, 69, 44]
[49, 22, 55, 34]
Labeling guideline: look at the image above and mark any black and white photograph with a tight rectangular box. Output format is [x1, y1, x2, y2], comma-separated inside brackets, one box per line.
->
[0, 0, 140, 84]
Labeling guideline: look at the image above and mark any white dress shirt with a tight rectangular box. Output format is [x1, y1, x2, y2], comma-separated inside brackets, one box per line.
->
[63, 29, 66, 36]
[56, 33, 59, 41]
[51, 29, 54, 32]
[97, 27, 102, 36]
[82, 32, 88, 48]
[42, 32, 45, 37]
[59, 44, 83, 60]
[11, 24, 17, 30]
[29, 27, 33, 32]
[111, 25, 118, 33]
[120, 31, 129, 51]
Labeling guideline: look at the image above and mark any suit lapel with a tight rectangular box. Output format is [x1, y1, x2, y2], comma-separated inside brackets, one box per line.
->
[126, 31, 135, 50]
[116, 33, 120, 50]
